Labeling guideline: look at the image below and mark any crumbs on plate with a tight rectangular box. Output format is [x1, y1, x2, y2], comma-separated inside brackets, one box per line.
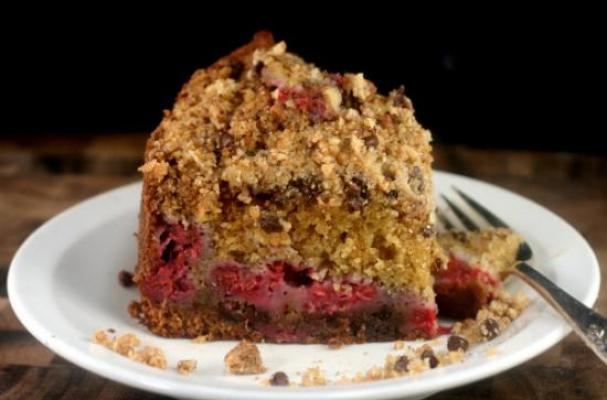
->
[92, 330, 167, 369]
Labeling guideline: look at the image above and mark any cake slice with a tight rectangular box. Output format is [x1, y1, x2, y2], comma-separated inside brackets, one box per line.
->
[435, 228, 523, 318]
[129, 32, 445, 343]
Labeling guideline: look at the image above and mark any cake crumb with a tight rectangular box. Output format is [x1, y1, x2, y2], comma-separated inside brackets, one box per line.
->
[92, 330, 113, 347]
[177, 359, 198, 375]
[486, 347, 500, 357]
[91, 330, 166, 369]
[301, 366, 327, 386]
[192, 335, 210, 344]
[452, 290, 529, 343]
[328, 338, 344, 349]
[393, 340, 406, 350]
[135, 346, 167, 369]
[113, 333, 140, 357]
[224, 341, 266, 375]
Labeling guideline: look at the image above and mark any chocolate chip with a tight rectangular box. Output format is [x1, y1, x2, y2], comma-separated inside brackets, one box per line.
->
[427, 354, 439, 368]
[270, 371, 289, 386]
[219, 180, 235, 203]
[340, 231, 348, 242]
[291, 176, 323, 203]
[345, 177, 369, 212]
[255, 140, 267, 151]
[251, 187, 278, 206]
[387, 190, 399, 199]
[363, 134, 379, 148]
[228, 60, 244, 79]
[345, 194, 365, 212]
[118, 270, 134, 287]
[421, 349, 439, 369]
[107, 328, 115, 333]
[394, 355, 409, 372]
[421, 225, 434, 237]
[351, 177, 368, 198]
[253, 61, 264, 75]
[447, 335, 469, 352]
[228, 250, 246, 262]
[259, 214, 283, 233]
[480, 318, 500, 340]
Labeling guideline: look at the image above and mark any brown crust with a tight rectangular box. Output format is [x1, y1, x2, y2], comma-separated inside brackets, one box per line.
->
[128, 298, 432, 344]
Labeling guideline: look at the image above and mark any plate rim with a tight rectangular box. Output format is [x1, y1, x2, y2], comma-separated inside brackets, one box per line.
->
[7, 171, 601, 400]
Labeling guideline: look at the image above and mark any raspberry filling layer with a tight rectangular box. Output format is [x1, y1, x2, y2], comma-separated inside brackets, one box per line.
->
[140, 220, 203, 303]
[210, 260, 438, 339]
[211, 261, 379, 314]
[433, 254, 499, 318]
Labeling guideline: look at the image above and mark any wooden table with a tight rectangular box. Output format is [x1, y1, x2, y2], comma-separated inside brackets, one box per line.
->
[1, 133, 605, 399]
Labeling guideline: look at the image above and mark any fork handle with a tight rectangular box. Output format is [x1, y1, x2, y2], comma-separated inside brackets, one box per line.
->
[509, 262, 607, 364]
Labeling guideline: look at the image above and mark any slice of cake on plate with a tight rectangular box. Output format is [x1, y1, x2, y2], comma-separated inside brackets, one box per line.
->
[129, 32, 445, 343]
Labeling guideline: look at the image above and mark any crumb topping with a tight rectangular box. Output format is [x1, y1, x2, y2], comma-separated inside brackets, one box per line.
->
[300, 366, 328, 386]
[140, 33, 442, 291]
[452, 290, 529, 343]
[192, 334, 210, 343]
[92, 331, 167, 369]
[177, 359, 198, 375]
[224, 341, 266, 374]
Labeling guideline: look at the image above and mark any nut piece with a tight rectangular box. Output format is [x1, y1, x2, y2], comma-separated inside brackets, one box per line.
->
[344, 73, 373, 101]
[447, 335, 470, 352]
[177, 359, 198, 375]
[322, 86, 342, 114]
[480, 318, 500, 340]
[224, 341, 266, 375]
[269, 371, 290, 386]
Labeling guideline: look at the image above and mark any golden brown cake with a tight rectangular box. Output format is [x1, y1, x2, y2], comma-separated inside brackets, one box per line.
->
[129, 32, 445, 343]
[435, 228, 523, 318]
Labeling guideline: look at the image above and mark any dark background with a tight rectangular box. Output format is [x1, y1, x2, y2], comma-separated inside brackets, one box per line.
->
[2, 9, 606, 154]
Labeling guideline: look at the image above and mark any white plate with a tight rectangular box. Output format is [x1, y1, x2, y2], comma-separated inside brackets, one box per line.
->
[8, 171, 600, 400]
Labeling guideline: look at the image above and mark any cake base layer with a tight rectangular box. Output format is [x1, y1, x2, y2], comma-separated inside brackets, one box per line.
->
[129, 294, 437, 344]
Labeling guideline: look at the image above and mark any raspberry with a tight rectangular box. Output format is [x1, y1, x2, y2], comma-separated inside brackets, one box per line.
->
[140, 220, 203, 302]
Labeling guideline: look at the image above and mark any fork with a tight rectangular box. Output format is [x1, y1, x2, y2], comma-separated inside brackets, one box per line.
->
[439, 187, 607, 364]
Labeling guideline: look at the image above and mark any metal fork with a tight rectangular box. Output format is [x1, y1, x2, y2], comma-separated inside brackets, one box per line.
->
[439, 187, 607, 364]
